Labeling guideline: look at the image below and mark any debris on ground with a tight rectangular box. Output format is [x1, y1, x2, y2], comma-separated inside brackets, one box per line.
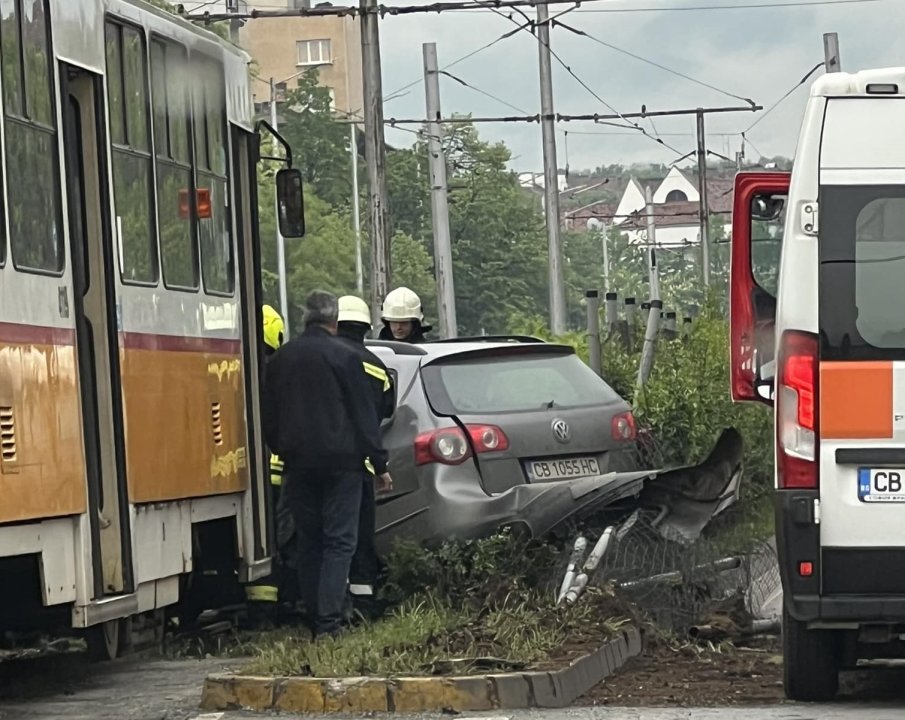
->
[580, 634, 785, 707]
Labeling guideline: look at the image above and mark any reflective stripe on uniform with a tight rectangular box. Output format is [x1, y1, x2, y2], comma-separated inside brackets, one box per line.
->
[349, 583, 374, 596]
[363, 361, 391, 391]
[245, 584, 278, 602]
[270, 453, 283, 486]
[364, 457, 375, 475]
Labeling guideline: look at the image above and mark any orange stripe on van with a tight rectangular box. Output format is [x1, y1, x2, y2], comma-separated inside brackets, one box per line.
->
[820, 361, 893, 439]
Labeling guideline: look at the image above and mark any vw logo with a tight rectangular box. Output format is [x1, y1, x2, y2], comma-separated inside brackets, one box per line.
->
[551, 418, 571, 444]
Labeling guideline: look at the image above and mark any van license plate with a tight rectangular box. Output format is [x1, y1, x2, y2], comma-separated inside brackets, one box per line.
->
[526, 457, 600, 482]
[858, 468, 905, 502]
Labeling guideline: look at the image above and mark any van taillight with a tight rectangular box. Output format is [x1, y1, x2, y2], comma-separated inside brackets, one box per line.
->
[777, 331, 819, 489]
[414, 425, 510, 466]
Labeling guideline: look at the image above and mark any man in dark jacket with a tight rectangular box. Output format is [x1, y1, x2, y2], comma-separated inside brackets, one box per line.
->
[263, 291, 391, 638]
[337, 296, 395, 620]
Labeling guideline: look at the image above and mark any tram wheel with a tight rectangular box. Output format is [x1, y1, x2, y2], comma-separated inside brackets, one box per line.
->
[85, 619, 121, 662]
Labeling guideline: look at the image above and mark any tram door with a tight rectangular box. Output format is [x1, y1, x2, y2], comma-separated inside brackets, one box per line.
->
[60, 64, 132, 598]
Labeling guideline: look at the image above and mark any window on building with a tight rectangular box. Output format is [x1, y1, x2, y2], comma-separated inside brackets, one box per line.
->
[151, 39, 198, 290]
[192, 59, 233, 296]
[297, 38, 332, 66]
[3, 0, 63, 274]
[665, 189, 688, 203]
[105, 21, 157, 285]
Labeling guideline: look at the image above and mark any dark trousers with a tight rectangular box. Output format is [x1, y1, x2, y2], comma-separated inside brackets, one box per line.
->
[349, 474, 378, 609]
[284, 467, 362, 635]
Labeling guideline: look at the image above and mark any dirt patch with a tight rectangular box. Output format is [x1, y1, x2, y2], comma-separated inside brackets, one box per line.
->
[580, 635, 785, 707]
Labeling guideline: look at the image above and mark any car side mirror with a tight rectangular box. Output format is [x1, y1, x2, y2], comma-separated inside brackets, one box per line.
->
[276, 168, 305, 238]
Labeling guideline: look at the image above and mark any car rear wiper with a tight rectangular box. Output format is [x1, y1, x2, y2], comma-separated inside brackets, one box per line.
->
[543, 399, 556, 409]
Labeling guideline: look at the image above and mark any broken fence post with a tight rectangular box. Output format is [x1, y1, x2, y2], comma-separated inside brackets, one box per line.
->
[664, 311, 678, 340]
[624, 297, 637, 331]
[605, 292, 618, 332]
[637, 299, 663, 390]
[585, 290, 602, 377]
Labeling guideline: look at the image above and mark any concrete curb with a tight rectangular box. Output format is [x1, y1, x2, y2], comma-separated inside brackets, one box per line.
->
[200, 626, 642, 713]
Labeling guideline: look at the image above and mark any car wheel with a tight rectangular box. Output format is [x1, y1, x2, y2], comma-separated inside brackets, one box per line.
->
[783, 606, 839, 702]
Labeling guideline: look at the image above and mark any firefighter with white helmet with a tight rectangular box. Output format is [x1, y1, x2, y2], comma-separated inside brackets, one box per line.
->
[378, 287, 432, 343]
[337, 296, 395, 620]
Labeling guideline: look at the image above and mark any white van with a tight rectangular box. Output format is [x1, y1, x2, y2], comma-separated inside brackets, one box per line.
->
[730, 68, 905, 701]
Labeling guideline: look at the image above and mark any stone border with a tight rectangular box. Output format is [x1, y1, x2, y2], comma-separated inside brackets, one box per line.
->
[200, 626, 642, 713]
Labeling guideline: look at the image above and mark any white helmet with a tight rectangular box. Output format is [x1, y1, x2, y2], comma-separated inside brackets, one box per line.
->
[381, 287, 423, 322]
[337, 295, 372, 327]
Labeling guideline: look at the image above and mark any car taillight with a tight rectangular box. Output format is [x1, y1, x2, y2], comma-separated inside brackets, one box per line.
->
[777, 331, 819, 489]
[414, 424, 510, 466]
[611, 412, 637, 441]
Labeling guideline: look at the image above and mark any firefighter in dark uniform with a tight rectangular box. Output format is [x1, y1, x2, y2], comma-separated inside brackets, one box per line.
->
[337, 296, 395, 620]
[245, 304, 289, 624]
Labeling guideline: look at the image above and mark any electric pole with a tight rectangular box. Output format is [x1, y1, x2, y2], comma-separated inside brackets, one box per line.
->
[533, 0, 566, 336]
[824, 32, 841, 72]
[422, 43, 458, 338]
[270, 77, 290, 337]
[360, 0, 392, 326]
[644, 185, 660, 302]
[350, 123, 364, 295]
[695, 109, 710, 288]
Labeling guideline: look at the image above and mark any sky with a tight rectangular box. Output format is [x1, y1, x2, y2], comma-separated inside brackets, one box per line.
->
[364, 0, 905, 174]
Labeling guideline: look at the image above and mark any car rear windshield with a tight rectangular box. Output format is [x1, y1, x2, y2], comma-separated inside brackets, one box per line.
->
[421, 351, 624, 415]
[819, 185, 905, 360]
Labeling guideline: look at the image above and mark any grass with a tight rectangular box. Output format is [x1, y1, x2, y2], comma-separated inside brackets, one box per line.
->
[239, 589, 631, 678]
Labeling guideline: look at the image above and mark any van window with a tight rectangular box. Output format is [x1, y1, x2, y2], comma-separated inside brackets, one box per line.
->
[819, 185, 905, 360]
[750, 193, 785, 297]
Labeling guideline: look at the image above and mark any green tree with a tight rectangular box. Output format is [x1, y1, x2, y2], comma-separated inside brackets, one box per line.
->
[277, 73, 355, 209]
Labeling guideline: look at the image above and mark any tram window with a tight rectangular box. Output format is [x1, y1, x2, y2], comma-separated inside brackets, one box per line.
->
[105, 21, 156, 285]
[1, 1, 22, 117]
[152, 39, 198, 291]
[22, 1, 51, 127]
[105, 23, 125, 146]
[3, 0, 63, 274]
[194, 61, 233, 296]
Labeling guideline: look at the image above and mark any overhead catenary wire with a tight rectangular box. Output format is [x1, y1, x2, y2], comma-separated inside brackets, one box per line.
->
[556, 22, 755, 107]
[742, 60, 823, 134]
[186, 0, 888, 20]
[379, 103, 762, 125]
[473, 0, 691, 156]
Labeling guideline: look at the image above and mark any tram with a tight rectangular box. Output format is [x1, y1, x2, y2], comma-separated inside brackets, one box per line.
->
[0, 0, 301, 658]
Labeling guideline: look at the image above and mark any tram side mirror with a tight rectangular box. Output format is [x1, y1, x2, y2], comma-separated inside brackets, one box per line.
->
[276, 168, 305, 238]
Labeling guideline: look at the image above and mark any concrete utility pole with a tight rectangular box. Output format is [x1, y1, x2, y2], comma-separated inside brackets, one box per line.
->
[350, 123, 364, 295]
[422, 43, 458, 338]
[644, 185, 660, 302]
[585, 290, 601, 377]
[824, 32, 841, 72]
[360, 0, 392, 326]
[695, 109, 711, 287]
[533, 0, 566, 335]
[270, 77, 290, 337]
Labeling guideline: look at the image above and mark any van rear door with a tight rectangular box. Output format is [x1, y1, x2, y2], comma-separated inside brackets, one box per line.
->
[817, 96, 905, 594]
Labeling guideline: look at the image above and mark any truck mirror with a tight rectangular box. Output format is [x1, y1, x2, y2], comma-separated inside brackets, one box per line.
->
[276, 168, 305, 238]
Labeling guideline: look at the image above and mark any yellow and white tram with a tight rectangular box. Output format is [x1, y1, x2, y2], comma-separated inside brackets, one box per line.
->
[0, 0, 299, 657]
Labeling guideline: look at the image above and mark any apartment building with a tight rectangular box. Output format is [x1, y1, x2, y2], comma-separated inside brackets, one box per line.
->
[239, 2, 364, 120]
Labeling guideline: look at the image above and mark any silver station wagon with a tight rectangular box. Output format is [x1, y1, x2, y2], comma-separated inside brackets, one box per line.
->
[367, 337, 647, 551]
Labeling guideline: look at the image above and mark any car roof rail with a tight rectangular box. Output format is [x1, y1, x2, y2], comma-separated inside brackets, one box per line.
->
[364, 339, 428, 355]
[425, 335, 546, 344]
